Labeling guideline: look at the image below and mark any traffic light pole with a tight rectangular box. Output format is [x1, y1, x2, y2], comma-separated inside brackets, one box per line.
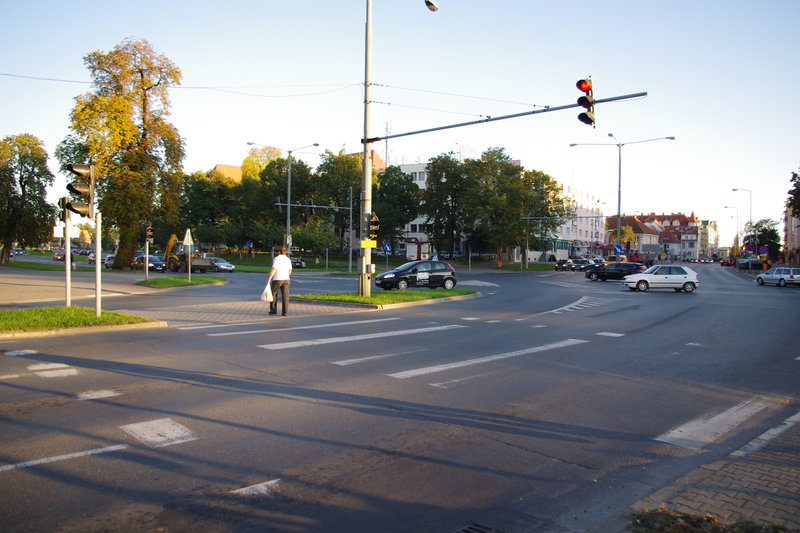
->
[94, 212, 102, 317]
[64, 210, 71, 307]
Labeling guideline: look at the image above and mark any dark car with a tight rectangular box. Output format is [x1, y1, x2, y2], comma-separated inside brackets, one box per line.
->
[720, 258, 734, 266]
[53, 250, 66, 261]
[290, 257, 306, 269]
[585, 262, 646, 281]
[571, 259, 596, 271]
[374, 260, 457, 290]
[132, 255, 167, 272]
[554, 259, 573, 271]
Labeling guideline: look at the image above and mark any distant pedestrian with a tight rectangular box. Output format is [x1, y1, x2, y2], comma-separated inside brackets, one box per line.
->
[267, 246, 292, 316]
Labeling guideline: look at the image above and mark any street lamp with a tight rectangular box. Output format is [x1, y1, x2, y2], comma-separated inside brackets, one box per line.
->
[360, 0, 438, 296]
[247, 141, 319, 248]
[732, 188, 753, 255]
[724, 205, 740, 251]
[570, 134, 675, 248]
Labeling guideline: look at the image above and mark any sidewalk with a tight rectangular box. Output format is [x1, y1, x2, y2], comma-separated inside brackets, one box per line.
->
[596, 413, 800, 531]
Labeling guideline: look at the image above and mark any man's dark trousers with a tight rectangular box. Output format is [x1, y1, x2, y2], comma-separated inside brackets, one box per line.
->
[270, 280, 290, 315]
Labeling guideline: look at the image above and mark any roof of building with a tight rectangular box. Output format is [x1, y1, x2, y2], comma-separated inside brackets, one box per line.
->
[212, 164, 243, 183]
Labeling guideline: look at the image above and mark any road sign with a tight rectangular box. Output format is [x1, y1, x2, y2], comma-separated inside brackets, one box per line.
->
[182, 228, 193, 246]
[361, 239, 377, 249]
[384, 242, 392, 254]
[759, 246, 768, 254]
[613, 244, 623, 254]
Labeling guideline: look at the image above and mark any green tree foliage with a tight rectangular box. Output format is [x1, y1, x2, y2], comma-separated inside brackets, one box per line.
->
[373, 166, 419, 249]
[743, 218, 781, 258]
[0, 134, 56, 262]
[242, 145, 281, 181]
[57, 38, 184, 269]
[786, 168, 800, 215]
[293, 218, 339, 260]
[315, 151, 363, 242]
[420, 153, 473, 256]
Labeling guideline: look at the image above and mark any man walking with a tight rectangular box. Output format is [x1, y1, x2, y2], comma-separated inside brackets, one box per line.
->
[267, 246, 292, 316]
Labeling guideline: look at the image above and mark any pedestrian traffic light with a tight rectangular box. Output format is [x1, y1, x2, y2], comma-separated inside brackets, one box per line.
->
[306, 199, 316, 216]
[576, 78, 595, 127]
[369, 213, 380, 239]
[58, 197, 68, 222]
[146, 226, 153, 241]
[65, 164, 95, 217]
[275, 196, 282, 214]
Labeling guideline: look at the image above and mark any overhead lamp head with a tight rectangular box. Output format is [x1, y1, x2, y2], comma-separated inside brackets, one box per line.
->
[425, 0, 439, 12]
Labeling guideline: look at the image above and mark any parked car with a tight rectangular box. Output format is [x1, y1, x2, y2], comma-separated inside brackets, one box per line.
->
[720, 258, 734, 266]
[756, 267, 800, 287]
[104, 254, 116, 268]
[570, 259, 596, 271]
[374, 260, 457, 290]
[53, 250, 66, 261]
[132, 255, 167, 272]
[554, 259, 573, 271]
[210, 257, 235, 272]
[290, 256, 306, 269]
[621, 265, 700, 292]
[585, 262, 646, 281]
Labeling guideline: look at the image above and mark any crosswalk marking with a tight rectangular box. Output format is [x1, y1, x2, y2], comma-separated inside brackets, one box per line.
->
[258, 324, 467, 350]
[655, 396, 772, 449]
[332, 350, 421, 366]
[387, 338, 589, 379]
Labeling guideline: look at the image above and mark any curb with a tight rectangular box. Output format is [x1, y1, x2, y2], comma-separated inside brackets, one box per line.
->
[290, 291, 483, 310]
[0, 320, 169, 339]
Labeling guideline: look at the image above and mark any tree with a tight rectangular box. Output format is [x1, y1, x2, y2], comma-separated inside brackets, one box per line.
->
[373, 165, 419, 249]
[314, 151, 363, 247]
[242, 145, 281, 181]
[786, 168, 800, 215]
[57, 38, 184, 269]
[420, 153, 472, 256]
[743, 218, 781, 259]
[0, 134, 55, 262]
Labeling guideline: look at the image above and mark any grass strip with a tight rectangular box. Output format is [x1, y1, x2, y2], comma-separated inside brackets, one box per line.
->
[292, 288, 475, 305]
[135, 275, 226, 288]
[0, 307, 151, 333]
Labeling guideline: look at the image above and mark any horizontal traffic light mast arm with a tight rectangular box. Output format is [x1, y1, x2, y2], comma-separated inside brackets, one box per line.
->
[362, 91, 647, 144]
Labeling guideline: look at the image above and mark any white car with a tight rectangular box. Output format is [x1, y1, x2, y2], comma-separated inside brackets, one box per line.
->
[621, 265, 700, 292]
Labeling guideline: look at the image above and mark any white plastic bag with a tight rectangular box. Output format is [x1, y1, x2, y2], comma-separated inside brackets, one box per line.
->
[261, 283, 273, 302]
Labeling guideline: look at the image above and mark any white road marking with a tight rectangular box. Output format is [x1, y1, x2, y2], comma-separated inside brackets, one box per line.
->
[208, 318, 401, 337]
[655, 396, 772, 449]
[258, 325, 467, 350]
[3, 350, 38, 357]
[332, 350, 420, 366]
[732, 410, 800, 457]
[461, 317, 481, 321]
[596, 332, 625, 337]
[458, 280, 500, 287]
[230, 478, 281, 497]
[120, 418, 198, 448]
[0, 374, 20, 380]
[77, 390, 120, 400]
[430, 373, 491, 389]
[0, 444, 129, 473]
[28, 363, 69, 371]
[520, 296, 613, 320]
[388, 338, 589, 379]
[36, 369, 80, 378]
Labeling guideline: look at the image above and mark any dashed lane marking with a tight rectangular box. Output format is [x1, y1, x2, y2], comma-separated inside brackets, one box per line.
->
[516, 296, 614, 321]
[258, 324, 467, 350]
[458, 280, 500, 287]
[596, 332, 625, 337]
[387, 338, 589, 379]
[0, 445, 129, 473]
[230, 479, 281, 497]
[207, 317, 401, 336]
[77, 390, 120, 400]
[120, 418, 198, 448]
[332, 350, 422, 366]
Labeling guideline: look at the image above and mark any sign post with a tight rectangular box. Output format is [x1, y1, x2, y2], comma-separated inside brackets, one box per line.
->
[183, 229, 194, 283]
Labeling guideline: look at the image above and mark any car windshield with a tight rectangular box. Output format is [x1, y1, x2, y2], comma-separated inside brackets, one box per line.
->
[643, 265, 660, 274]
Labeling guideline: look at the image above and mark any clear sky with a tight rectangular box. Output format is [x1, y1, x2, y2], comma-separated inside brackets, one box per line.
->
[2, 0, 797, 247]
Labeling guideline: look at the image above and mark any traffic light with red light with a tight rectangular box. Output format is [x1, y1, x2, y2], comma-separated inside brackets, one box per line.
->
[65, 164, 95, 217]
[576, 78, 595, 127]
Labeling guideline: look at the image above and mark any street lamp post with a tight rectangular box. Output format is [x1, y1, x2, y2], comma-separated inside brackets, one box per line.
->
[732, 188, 753, 255]
[724, 205, 740, 251]
[247, 141, 318, 249]
[570, 134, 675, 248]
[359, 0, 438, 297]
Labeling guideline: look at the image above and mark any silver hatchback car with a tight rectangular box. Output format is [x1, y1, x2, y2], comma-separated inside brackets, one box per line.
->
[756, 267, 800, 287]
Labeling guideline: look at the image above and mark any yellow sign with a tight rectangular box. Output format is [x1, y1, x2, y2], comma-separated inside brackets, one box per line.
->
[361, 239, 377, 248]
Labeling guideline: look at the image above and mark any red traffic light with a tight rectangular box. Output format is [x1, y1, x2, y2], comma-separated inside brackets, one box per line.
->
[576, 79, 592, 93]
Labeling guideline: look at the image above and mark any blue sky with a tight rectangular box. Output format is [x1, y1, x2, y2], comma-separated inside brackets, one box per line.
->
[2, 0, 797, 247]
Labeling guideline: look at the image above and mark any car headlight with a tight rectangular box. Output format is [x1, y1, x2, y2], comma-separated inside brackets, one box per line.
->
[383, 273, 395, 279]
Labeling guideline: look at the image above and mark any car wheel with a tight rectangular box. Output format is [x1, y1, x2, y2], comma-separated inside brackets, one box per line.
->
[756, 277, 764, 285]
[778, 279, 787, 287]
[636, 280, 649, 292]
[682, 282, 696, 293]
[396, 279, 409, 290]
[589, 273, 599, 281]
[443, 278, 455, 290]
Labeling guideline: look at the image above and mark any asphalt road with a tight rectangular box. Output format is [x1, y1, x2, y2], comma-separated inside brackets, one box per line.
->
[0, 263, 797, 532]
